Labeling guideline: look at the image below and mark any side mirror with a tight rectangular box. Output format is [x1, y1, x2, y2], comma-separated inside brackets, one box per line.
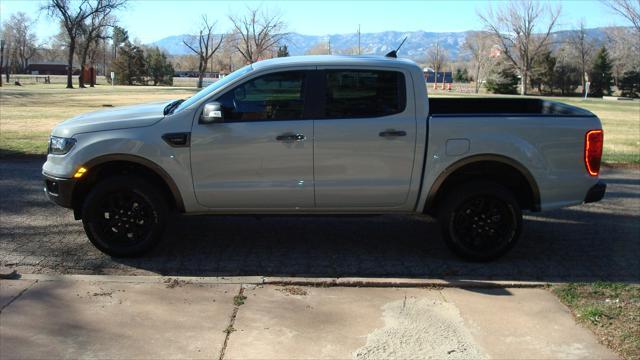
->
[200, 102, 223, 124]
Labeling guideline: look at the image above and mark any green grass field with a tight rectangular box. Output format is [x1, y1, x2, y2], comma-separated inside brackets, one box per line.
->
[1, 84, 638, 163]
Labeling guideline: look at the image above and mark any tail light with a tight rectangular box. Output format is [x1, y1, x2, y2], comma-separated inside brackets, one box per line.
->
[585, 129, 604, 176]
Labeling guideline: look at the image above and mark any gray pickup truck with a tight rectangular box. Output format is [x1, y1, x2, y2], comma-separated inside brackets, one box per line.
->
[43, 55, 606, 260]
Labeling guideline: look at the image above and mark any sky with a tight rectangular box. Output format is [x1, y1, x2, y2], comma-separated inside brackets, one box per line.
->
[0, 0, 632, 44]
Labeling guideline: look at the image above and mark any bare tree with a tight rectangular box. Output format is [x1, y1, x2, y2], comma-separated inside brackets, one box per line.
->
[1, 12, 38, 74]
[463, 31, 493, 93]
[183, 15, 224, 88]
[229, 6, 287, 64]
[603, 0, 640, 32]
[426, 39, 448, 82]
[479, 0, 561, 95]
[43, 0, 127, 88]
[77, 10, 115, 87]
[568, 20, 595, 95]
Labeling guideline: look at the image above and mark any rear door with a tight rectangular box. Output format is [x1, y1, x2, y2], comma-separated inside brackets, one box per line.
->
[190, 69, 315, 209]
[313, 68, 417, 209]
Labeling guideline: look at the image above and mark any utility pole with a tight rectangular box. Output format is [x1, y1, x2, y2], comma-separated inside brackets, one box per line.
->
[357, 24, 361, 55]
[0, 40, 4, 87]
[328, 38, 331, 55]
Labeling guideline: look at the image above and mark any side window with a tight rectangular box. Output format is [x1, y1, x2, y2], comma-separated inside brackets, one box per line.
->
[324, 70, 406, 118]
[217, 71, 306, 121]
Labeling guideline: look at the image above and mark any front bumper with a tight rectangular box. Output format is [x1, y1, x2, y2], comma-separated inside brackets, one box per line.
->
[584, 181, 606, 204]
[43, 172, 76, 209]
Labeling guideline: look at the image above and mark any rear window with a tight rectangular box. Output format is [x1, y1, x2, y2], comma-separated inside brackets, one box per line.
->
[324, 70, 406, 118]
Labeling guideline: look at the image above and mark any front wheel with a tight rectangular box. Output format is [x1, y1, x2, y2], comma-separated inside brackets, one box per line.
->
[81, 175, 168, 257]
[437, 182, 522, 261]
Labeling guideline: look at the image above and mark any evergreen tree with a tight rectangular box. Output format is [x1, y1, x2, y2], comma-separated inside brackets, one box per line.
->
[485, 63, 519, 94]
[619, 70, 640, 98]
[277, 45, 289, 57]
[145, 47, 174, 86]
[112, 41, 146, 85]
[531, 50, 556, 94]
[589, 47, 613, 97]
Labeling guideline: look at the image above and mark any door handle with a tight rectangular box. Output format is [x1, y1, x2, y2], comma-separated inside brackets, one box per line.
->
[379, 130, 407, 137]
[276, 133, 306, 141]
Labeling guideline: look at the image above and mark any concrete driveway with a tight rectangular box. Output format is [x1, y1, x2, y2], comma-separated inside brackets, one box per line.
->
[0, 276, 618, 359]
[1, 159, 639, 281]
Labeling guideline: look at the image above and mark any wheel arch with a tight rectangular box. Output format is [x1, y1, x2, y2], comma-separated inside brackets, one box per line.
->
[71, 154, 185, 219]
[424, 154, 541, 215]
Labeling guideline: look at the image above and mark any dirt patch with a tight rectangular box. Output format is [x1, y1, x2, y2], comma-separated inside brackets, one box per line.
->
[353, 297, 486, 359]
[163, 278, 192, 289]
[276, 287, 308, 296]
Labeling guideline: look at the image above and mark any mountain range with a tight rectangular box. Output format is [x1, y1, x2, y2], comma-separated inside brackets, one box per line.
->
[149, 28, 612, 62]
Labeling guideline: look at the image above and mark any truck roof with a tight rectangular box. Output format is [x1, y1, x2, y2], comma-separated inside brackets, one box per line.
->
[251, 55, 420, 71]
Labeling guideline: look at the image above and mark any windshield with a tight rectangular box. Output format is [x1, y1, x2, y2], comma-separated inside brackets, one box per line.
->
[174, 65, 252, 113]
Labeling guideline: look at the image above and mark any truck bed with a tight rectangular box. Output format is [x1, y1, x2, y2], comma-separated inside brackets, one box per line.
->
[429, 97, 594, 117]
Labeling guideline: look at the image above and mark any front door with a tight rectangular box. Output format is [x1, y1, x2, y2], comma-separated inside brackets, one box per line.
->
[313, 68, 417, 209]
[190, 70, 314, 209]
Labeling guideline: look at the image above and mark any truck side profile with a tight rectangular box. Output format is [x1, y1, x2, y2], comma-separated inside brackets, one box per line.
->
[43, 55, 606, 260]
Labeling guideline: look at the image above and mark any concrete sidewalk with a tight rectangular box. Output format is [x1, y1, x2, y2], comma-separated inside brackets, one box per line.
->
[0, 275, 617, 359]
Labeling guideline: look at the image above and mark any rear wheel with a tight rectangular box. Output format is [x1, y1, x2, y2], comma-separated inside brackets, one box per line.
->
[81, 175, 168, 257]
[437, 182, 522, 261]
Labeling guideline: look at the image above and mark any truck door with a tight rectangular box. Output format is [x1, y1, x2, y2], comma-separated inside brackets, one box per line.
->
[313, 68, 417, 209]
[190, 70, 315, 209]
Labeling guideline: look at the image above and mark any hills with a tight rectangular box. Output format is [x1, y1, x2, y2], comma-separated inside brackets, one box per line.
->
[149, 28, 613, 62]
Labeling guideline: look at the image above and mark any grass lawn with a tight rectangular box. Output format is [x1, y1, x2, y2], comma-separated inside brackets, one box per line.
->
[0, 84, 197, 158]
[553, 283, 640, 360]
[1, 83, 638, 163]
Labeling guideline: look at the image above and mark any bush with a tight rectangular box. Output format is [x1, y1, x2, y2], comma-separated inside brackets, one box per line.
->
[618, 70, 640, 98]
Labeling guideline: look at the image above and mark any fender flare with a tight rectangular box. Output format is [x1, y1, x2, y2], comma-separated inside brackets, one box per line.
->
[424, 154, 541, 212]
[82, 153, 185, 212]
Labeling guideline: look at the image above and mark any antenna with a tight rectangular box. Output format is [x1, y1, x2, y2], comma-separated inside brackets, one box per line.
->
[385, 37, 407, 58]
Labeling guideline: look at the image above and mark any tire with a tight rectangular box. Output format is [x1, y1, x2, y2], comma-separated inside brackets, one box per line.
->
[437, 181, 522, 261]
[81, 175, 168, 257]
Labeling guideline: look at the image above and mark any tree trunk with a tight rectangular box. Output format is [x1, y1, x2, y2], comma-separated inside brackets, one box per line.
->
[197, 58, 204, 88]
[474, 65, 481, 93]
[66, 40, 75, 89]
[521, 70, 528, 96]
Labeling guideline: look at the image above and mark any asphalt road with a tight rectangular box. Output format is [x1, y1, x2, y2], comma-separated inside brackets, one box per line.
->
[1, 159, 638, 282]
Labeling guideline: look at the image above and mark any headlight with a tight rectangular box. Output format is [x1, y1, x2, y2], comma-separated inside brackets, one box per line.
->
[48, 136, 76, 155]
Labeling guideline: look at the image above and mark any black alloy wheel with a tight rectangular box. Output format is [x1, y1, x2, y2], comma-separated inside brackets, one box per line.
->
[438, 182, 522, 261]
[82, 175, 168, 257]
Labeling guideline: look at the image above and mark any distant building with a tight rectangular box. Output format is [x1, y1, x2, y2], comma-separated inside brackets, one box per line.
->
[423, 67, 452, 83]
[26, 62, 76, 75]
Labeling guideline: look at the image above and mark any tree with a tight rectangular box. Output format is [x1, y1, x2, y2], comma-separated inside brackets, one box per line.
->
[479, 0, 561, 95]
[462, 31, 493, 93]
[112, 25, 128, 60]
[485, 61, 519, 94]
[1, 12, 38, 74]
[112, 41, 145, 85]
[618, 70, 640, 98]
[277, 45, 289, 57]
[569, 20, 595, 95]
[530, 50, 556, 94]
[78, 12, 115, 87]
[426, 40, 448, 82]
[229, 6, 287, 63]
[454, 68, 470, 82]
[553, 47, 581, 95]
[183, 15, 223, 88]
[43, 0, 127, 89]
[145, 46, 174, 86]
[603, 0, 640, 33]
[589, 46, 614, 97]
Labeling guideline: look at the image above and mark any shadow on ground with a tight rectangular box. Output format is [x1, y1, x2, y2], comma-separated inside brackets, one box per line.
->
[1, 159, 638, 282]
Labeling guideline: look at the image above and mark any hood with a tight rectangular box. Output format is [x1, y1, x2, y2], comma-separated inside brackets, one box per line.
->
[51, 101, 172, 137]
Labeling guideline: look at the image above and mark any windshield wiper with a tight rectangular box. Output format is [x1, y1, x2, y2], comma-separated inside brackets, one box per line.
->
[164, 99, 185, 115]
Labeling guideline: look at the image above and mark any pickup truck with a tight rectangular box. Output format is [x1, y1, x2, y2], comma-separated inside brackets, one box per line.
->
[43, 55, 606, 261]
